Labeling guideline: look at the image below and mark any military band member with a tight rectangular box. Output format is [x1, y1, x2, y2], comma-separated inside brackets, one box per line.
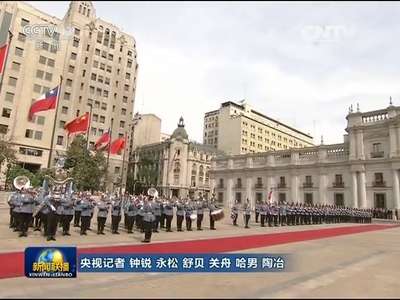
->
[231, 200, 239, 226]
[125, 197, 136, 234]
[73, 194, 82, 227]
[60, 194, 74, 236]
[152, 198, 161, 233]
[271, 202, 279, 226]
[19, 187, 35, 237]
[243, 199, 251, 228]
[279, 202, 287, 226]
[80, 196, 93, 235]
[44, 192, 60, 241]
[255, 200, 261, 223]
[7, 191, 19, 230]
[184, 199, 194, 231]
[142, 197, 155, 243]
[136, 199, 144, 233]
[97, 196, 110, 235]
[164, 199, 174, 232]
[33, 189, 44, 231]
[111, 195, 122, 234]
[176, 199, 185, 232]
[208, 197, 218, 230]
[196, 197, 205, 230]
[260, 201, 268, 227]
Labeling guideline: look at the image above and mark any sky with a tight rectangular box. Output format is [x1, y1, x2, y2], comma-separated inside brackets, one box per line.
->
[26, 1, 400, 145]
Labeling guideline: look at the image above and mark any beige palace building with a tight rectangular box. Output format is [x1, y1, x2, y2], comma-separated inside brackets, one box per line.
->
[210, 103, 400, 214]
[0, 1, 138, 190]
[203, 101, 314, 155]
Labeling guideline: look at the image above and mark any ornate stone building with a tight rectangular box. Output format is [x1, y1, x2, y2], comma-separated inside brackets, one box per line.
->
[130, 117, 224, 199]
[210, 103, 400, 214]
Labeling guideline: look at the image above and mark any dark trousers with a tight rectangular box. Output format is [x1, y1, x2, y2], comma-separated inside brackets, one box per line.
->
[97, 217, 107, 233]
[233, 214, 238, 225]
[46, 212, 58, 238]
[260, 214, 266, 226]
[81, 216, 91, 234]
[20, 213, 32, 235]
[185, 216, 192, 231]
[13, 212, 21, 231]
[136, 215, 143, 232]
[111, 215, 121, 233]
[166, 215, 173, 231]
[62, 215, 73, 233]
[160, 214, 166, 228]
[74, 211, 81, 226]
[267, 214, 272, 227]
[88, 213, 93, 229]
[210, 213, 215, 229]
[177, 215, 184, 231]
[273, 215, 278, 226]
[124, 213, 129, 229]
[153, 215, 160, 232]
[34, 213, 42, 229]
[9, 208, 15, 227]
[143, 220, 152, 241]
[255, 212, 259, 223]
[127, 215, 135, 232]
[245, 214, 250, 227]
[197, 214, 203, 229]
[280, 215, 287, 226]
[41, 213, 48, 235]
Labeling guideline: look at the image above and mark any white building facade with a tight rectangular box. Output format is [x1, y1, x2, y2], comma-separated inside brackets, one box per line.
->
[210, 104, 400, 214]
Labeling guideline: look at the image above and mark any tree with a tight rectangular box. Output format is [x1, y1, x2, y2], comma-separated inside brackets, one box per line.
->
[0, 139, 16, 167]
[136, 154, 159, 189]
[5, 165, 35, 189]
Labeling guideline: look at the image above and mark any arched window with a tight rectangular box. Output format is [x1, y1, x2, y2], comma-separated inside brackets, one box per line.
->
[199, 165, 204, 184]
[174, 161, 180, 173]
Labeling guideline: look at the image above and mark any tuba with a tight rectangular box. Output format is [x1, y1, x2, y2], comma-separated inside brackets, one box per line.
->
[13, 175, 30, 190]
[147, 187, 158, 199]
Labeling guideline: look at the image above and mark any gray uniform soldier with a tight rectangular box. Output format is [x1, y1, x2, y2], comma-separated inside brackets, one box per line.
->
[231, 201, 239, 226]
[164, 199, 174, 232]
[97, 196, 110, 235]
[142, 197, 155, 243]
[243, 199, 252, 228]
[255, 200, 261, 223]
[33, 189, 45, 231]
[271, 203, 279, 226]
[279, 202, 287, 226]
[19, 189, 35, 237]
[61, 194, 74, 236]
[7, 192, 18, 230]
[73, 195, 83, 227]
[196, 198, 205, 230]
[184, 199, 194, 231]
[152, 199, 162, 233]
[111, 196, 122, 234]
[176, 199, 185, 232]
[136, 199, 144, 233]
[260, 201, 268, 227]
[125, 197, 136, 234]
[80, 196, 93, 235]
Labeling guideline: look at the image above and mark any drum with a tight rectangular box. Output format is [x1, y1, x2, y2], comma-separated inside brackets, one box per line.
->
[190, 213, 197, 221]
[211, 209, 224, 221]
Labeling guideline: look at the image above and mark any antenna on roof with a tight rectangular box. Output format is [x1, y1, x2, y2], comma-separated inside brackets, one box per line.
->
[389, 96, 393, 106]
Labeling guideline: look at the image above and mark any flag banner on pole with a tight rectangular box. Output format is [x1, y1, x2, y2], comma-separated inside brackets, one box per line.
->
[108, 137, 125, 155]
[95, 129, 111, 150]
[28, 86, 59, 120]
[268, 190, 273, 201]
[0, 11, 12, 75]
[64, 112, 90, 136]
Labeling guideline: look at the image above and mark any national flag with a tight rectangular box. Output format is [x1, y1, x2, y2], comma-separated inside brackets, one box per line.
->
[64, 112, 90, 136]
[28, 86, 59, 120]
[268, 189, 273, 201]
[0, 12, 13, 75]
[95, 129, 111, 150]
[108, 137, 125, 155]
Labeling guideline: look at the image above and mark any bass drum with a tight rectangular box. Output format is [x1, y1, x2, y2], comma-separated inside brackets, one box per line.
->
[211, 209, 224, 221]
[190, 213, 197, 221]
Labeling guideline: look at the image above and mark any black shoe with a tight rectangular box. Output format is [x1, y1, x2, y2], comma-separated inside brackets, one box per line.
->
[19, 232, 24, 237]
[51, 237, 56, 241]
[115, 231, 120, 234]
[13, 228, 19, 232]
[245, 226, 250, 229]
[141, 240, 150, 243]
[47, 237, 52, 241]
[101, 232, 105, 235]
[211, 228, 216, 230]
[97, 232, 101, 235]
[127, 230, 133, 233]
[65, 232, 71, 236]
[153, 230, 159, 233]
[197, 228, 202, 231]
[166, 230, 172, 232]
[87, 228, 92, 231]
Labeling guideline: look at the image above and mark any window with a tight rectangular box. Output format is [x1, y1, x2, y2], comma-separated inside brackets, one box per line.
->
[304, 193, 313, 205]
[124, 84, 129, 91]
[59, 120, 66, 128]
[25, 129, 34, 138]
[122, 96, 128, 103]
[0, 124, 8, 134]
[37, 116, 45, 125]
[280, 176, 286, 185]
[91, 127, 97, 135]
[64, 92, 71, 100]
[120, 121, 125, 128]
[2, 108, 11, 118]
[127, 59, 132, 68]
[103, 90, 108, 97]
[47, 58, 55, 67]
[82, 70, 86, 77]
[374, 173, 384, 186]
[56, 135, 64, 146]
[36, 70, 44, 79]
[19, 147, 43, 157]
[121, 108, 126, 115]
[334, 193, 344, 207]
[98, 75, 103, 83]
[45, 72, 52, 81]
[39, 56, 46, 64]
[17, 32, 26, 43]
[105, 77, 110, 85]
[371, 143, 384, 158]
[8, 77, 17, 86]
[21, 18, 30, 27]
[108, 53, 113, 61]
[91, 73, 97, 81]
[374, 193, 386, 209]
[15, 47, 24, 57]
[279, 193, 286, 204]
[90, 86, 95, 94]
[114, 167, 121, 174]
[33, 84, 41, 93]
[5, 92, 14, 102]
[96, 88, 101, 96]
[92, 114, 98, 122]
[256, 193, 263, 202]
[66, 79, 72, 87]
[73, 37, 79, 47]
[74, 28, 80, 36]
[106, 66, 112, 73]
[99, 116, 105, 123]
[61, 106, 68, 114]
[125, 72, 131, 80]
[11, 62, 20, 71]
[101, 50, 107, 58]
[94, 101, 100, 108]
[236, 178, 242, 188]
[70, 52, 77, 60]
[305, 175, 312, 184]
[68, 65, 75, 73]
[235, 192, 242, 203]
[101, 103, 107, 110]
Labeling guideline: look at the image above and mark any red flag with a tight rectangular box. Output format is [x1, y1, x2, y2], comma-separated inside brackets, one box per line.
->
[95, 129, 111, 150]
[28, 86, 59, 120]
[0, 44, 8, 74]
[64, 112, 89, 136]
[109, 137, 125, 155]
[268, 190, 273, 201]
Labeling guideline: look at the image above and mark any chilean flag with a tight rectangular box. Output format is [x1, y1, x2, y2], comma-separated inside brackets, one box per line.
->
[95, 129, 111, 150]
[268, 189, 273, 202]
[64, 112, 90, 136]
[0, 12, 12, 75]
[108, 137, 125, 155]
[0, 44, 8, 75]
[28, 86, 59, 120]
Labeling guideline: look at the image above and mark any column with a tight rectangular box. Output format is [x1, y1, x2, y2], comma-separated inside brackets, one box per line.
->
[359, 172, 367, 208]
[246, 177, 253, 204]
[291, 174, 298, 203]
[389, 126, 397, 158]
[352, 172, 358, 208]
[319, 174, 327, 204]
[267, 176, 274, 202]
[392, 169, 400, 210]
[357, 131, 365, 160]
[349, 131, 357, 160]
[226, 178, 233, 208]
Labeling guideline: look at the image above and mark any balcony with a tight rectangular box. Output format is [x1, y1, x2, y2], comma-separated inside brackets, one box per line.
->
[303, 182, 314, 188]
[332, 182, 345, 188]
[373, 181, 386, 187]
[235, 184, 243, 189]
[254, 183, 263, 189]
[371, 151, 384, 158]
[277, 183, 286, 189]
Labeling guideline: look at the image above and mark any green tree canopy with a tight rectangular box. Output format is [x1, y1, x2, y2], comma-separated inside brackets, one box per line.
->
[0, 139, 16, 167]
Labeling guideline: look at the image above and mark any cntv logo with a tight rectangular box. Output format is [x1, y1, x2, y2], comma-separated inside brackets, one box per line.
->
[25, 247, 77, 278]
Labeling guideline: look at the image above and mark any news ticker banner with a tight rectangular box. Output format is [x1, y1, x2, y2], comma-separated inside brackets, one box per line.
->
[25, 247, 291, 278]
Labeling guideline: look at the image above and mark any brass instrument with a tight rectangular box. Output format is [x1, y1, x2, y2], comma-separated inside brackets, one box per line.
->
[13, 176, 30, 190]
[147, 187, 159, 199]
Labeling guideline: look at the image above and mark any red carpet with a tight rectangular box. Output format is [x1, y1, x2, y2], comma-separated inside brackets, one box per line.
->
[0, 224, 397, 279]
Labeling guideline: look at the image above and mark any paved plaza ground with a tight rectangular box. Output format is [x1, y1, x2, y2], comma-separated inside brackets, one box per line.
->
[0, 195, 399, 298]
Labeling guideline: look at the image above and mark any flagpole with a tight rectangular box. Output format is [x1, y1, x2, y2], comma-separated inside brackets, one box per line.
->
[119, 131, 128, 197]
[0, 30, 13, 94]
[86, 103, 93, 150]
[47, 75, 63, 169]
[105, 118, 113, 191]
